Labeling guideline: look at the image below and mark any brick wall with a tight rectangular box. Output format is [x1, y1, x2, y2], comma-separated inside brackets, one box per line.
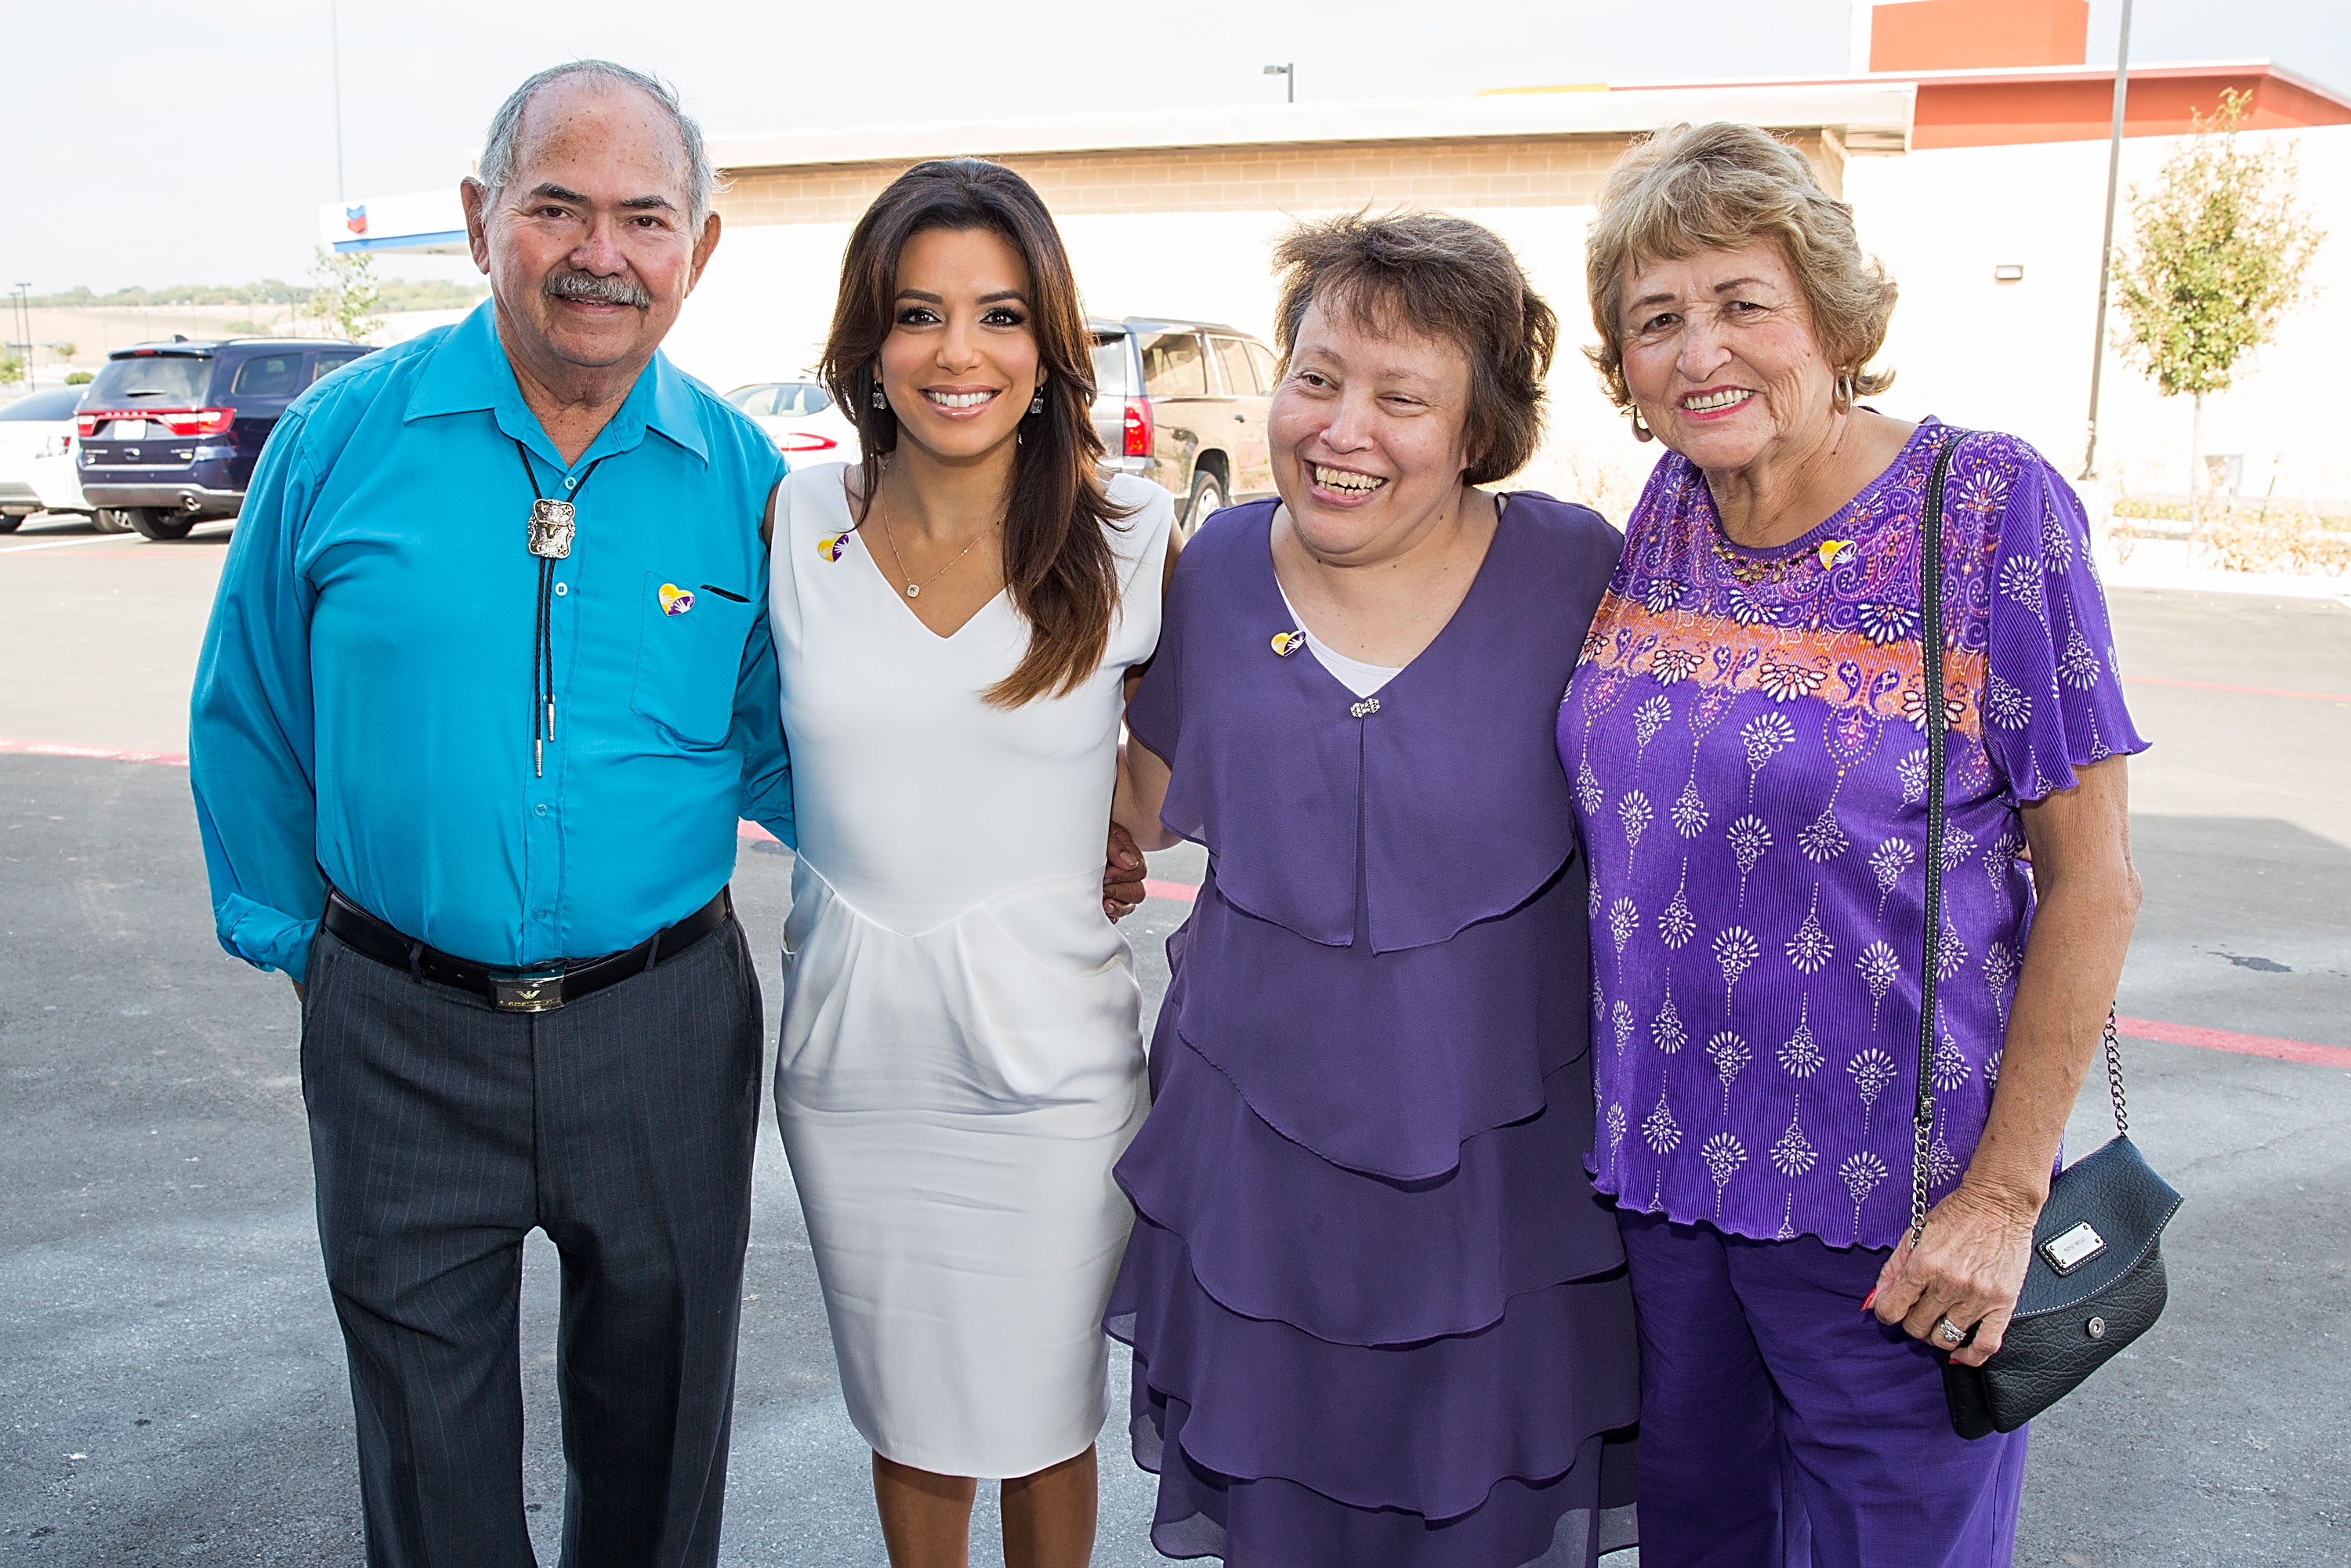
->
[715, 130, 1845, 228]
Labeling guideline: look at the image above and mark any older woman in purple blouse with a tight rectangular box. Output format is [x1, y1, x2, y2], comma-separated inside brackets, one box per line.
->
[1559, 123, 2147, 1567]
[1110, 213, 1639, 1566]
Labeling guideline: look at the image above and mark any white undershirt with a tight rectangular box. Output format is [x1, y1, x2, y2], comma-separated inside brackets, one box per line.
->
[1275, 581, 1404, 698]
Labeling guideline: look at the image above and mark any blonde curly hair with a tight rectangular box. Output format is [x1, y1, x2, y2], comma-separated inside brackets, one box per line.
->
[1585, 122, 1896, 413]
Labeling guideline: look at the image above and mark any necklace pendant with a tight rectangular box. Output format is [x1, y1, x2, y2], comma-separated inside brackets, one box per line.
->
[905, 584, 920, 599]
[527, 499, 576, 560]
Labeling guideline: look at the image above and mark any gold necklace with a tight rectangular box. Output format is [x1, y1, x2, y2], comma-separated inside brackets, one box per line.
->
[874, 472, 995, 600]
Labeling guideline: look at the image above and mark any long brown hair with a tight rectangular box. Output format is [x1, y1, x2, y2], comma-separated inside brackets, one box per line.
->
[820, 158, 1129, 707]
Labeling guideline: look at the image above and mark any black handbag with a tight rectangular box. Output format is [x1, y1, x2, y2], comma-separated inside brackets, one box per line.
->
[1911, 430, 2183, 1440]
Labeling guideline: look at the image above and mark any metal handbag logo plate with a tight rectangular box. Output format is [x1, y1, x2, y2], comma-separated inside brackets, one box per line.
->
[528, 499, 576, 559]
[2039, 1220, 2107, 1275]
[491, 972, 567, 1012]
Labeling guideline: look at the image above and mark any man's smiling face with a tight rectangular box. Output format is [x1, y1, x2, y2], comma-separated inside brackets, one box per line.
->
[465, 75, 718, 383]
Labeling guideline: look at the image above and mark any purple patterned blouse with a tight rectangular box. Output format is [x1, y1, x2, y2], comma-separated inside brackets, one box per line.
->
[1556, 421, 2147, 1250]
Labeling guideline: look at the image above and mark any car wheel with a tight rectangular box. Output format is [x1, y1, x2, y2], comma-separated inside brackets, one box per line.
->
[128, 508, 196, 541]
[1184, 469, 1228, 534]
[0, 515, 23, 534]
[92, 508, 135, 534]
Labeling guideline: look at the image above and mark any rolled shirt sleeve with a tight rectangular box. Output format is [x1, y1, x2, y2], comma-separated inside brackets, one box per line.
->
[189, 414, 328, 980]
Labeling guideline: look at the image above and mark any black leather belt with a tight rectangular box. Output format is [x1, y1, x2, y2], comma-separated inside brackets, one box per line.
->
[321, 886, 732, 1012]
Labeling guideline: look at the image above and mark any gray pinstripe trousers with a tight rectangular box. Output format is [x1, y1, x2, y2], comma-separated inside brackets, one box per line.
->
[299, 917, 763, 1568]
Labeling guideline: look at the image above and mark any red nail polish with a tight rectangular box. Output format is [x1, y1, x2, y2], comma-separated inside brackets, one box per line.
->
[1860, 1288, 1878, 1313]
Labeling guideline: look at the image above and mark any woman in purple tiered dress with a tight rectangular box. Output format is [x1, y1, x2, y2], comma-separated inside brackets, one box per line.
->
[1107, 212, 1639, 1566]
[1560, 124, 2148, 1567]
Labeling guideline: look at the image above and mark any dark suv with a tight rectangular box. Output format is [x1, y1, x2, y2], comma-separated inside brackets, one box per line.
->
[77, 337, 373, 539]
[1089, 319, 1279, 531]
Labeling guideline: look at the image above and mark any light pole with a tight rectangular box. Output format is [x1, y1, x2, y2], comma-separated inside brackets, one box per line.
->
[1263, 63, 1294, 103]
[329, 0, 347, 204]
[11, 284, 30, 387]
[2080, 0, 2135, 480]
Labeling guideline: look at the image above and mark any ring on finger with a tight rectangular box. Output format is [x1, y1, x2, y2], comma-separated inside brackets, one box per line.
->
[1934, 1316, 1967, 1347]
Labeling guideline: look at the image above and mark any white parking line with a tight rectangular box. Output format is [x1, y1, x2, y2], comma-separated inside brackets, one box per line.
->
[0, 531, 149, 556]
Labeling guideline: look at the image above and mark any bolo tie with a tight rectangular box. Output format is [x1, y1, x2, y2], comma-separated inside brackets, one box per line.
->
[516, 440, 608, 777]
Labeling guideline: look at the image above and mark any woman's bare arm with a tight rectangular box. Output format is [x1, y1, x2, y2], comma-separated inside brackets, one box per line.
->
[1111, 523, 1186, 855]
[1101, 514, 1190, 913]
[1872, 753, 2142, 1364]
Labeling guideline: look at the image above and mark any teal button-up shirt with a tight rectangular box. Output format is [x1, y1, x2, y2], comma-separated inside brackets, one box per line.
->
[190, 303, 792, 981]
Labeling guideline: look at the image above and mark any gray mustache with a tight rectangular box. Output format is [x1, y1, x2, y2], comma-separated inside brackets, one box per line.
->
[544, 272, 652, 309]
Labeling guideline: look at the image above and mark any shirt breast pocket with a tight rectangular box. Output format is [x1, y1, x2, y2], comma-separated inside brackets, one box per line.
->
[630, 570, 758, 747]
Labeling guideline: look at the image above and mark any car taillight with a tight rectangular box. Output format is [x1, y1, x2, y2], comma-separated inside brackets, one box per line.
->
[158, 409, 235, 437]
[1122, 397, 1152, 458]
[776, 432, 839, 454]
[75, 414, 97, 437]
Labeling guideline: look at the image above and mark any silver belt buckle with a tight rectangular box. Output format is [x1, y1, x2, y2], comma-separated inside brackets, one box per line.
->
[491, 970, 566, 1012]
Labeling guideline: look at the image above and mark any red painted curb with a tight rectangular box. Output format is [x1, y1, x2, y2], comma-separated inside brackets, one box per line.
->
[0, 737, 187, 766]
[2116, 1015, 2351, 1070]
[2125, 675, 2351, 704]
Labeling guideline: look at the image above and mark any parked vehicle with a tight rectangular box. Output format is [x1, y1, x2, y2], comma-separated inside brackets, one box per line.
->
[76, 338, 373, 540]
[0, 386, 95, 531]
[1089, 318, 1278, 532]
[724, 379, 863, 466]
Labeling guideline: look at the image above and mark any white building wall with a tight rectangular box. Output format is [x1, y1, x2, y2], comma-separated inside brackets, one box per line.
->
[1848, 125, 2351, 506]
[662, 123, 2351, 517]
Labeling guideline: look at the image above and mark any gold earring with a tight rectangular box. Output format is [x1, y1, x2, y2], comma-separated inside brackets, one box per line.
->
[1631, 407, 1654, 443]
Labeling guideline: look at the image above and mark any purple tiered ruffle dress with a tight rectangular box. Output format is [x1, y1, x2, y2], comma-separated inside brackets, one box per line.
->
[1107, 496, 1642, 1567]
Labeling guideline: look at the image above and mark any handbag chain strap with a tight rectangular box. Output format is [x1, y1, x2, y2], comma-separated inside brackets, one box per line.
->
[1911, 432, 1956, 1243]
[1910, 426, 2132, 1246]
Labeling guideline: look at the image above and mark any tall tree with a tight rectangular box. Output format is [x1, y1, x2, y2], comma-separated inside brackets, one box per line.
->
[2113, 90, 2324, 527]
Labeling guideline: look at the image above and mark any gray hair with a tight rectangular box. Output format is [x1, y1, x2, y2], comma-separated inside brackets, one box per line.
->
[1584, 122, 1896, 411]
[476, 60, 715, 224]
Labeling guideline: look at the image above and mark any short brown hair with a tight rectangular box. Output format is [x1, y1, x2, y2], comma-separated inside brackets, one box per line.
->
[1584, 122, 1897, 410]
[1271, 212, 1558, 487]
[820, 159, 1129, 708]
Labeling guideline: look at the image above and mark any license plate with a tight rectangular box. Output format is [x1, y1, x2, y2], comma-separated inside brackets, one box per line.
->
[110, 419, 148, 440]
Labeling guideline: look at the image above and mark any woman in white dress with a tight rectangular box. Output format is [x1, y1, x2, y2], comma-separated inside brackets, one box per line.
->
[766, 159, 1179, 1568]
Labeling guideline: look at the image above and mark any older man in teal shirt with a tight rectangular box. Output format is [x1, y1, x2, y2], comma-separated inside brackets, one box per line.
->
[191, 62, 786, 1567]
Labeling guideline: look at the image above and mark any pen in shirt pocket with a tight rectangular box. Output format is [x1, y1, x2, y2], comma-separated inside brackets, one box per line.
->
[698, 584, 750, 603]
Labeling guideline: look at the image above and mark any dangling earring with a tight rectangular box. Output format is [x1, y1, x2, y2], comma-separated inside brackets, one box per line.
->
[1028, 387, 1045, 416]
[1838, 373, 1856, 411]
[870, 372, 889, 412]
[1630, 406, 1654, 444]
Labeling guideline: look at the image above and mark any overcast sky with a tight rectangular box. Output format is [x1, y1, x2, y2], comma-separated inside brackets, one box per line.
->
[5, 0, 2345, 292]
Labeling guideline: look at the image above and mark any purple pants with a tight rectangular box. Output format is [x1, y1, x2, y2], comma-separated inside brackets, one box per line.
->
[1620, 1213, 2029, 1568]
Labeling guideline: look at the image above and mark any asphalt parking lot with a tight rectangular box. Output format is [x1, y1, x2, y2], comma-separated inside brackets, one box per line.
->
[2, 514, 2346, 1566]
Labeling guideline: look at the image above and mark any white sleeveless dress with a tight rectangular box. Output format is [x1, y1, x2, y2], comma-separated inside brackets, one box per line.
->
[768, 463, 1174, 1479]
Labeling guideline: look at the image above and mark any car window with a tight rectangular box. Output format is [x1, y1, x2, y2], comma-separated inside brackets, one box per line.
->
[85, 354, 211, 407]
[0, 387, 85, 421]
[310, 350, 368, 386]
[1089, 335, 1131, 398]
[1246, 342, 1281, 393]
[230, 354, 306, 397]
[1140, 334, 1206, 399]
[774, 383, 832, 417]
[1211, 337, 1261, 397]
[797, 384, 834, 415]
[725, 385, 777, 415]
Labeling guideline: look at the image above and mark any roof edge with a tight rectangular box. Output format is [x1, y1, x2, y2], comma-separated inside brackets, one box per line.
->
[708, 81, 1916, 172]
